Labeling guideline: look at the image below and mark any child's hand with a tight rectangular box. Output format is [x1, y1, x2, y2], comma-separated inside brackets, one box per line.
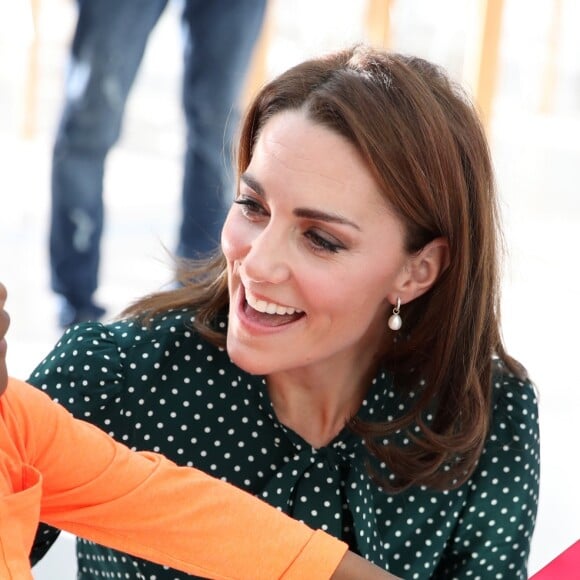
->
[0, 282, 9, 395]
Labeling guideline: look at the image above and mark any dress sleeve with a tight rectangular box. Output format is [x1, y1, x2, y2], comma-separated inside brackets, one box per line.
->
[27, 322, 126, 434]
[434, 371, 540, 579]
[9, 379, 348, 579]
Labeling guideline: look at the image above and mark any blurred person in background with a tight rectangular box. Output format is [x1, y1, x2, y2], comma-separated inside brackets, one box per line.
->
[50, 0, 267, 328]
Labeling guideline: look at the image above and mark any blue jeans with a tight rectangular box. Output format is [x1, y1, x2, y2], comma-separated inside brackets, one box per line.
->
[50, 0, 266, 311]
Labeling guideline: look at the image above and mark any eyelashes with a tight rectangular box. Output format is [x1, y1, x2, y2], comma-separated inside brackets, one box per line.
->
[234, 198, 267, 217]
[233, 197, 345, 255]
[304, 231, 343, 253]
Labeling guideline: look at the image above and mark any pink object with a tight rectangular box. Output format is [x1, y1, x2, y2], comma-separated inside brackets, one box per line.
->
[530, 540, 580, 579]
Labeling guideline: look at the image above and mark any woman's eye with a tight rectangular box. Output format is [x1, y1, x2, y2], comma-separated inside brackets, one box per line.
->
[234, 197, 267, 218]
[305, 230, 344, 254]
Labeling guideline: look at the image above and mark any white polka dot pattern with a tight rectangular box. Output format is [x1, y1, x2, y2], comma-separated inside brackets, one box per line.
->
[28, 312, 540, 579]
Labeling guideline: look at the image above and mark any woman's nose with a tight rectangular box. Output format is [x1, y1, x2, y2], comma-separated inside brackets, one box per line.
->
[242, 226, 291, 285]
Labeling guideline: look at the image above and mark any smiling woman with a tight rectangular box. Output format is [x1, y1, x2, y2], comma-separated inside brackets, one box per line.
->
[27, 45, 539, 580]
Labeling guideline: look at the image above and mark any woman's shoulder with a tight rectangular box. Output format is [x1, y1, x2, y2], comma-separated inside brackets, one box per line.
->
[491, 356, 537, 408]
[58, 308, 216, 350]
[109, 308, 199, 345]
[27, 309, 232, 422]
[488, 356, 539, 447]
[28, 309, 227, 384]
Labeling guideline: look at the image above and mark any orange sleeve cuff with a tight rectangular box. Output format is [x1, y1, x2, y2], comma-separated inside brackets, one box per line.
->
[281, 530, 348, 579]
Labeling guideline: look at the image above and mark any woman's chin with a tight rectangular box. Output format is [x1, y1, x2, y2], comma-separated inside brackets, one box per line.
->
[226, 340, 274, 377]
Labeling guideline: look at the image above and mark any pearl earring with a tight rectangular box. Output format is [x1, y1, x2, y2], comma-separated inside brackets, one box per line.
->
[388, 297, 402, 331]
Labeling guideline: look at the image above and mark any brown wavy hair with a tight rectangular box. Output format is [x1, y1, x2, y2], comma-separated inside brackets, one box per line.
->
[122, 45, 526, 491]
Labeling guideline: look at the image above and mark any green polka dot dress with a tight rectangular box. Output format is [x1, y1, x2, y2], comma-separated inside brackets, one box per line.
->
[28, 310, 540, 579]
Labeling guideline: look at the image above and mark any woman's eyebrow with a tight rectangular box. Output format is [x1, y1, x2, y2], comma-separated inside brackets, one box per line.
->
[240, 172, 360, 231]
[293, 208, 361, 231]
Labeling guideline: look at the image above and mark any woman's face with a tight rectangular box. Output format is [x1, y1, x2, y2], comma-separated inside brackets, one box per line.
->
[221, 110, 411, 377]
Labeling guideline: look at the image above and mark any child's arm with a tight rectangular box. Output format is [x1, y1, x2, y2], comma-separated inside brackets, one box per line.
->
[4, 378, 399, 579]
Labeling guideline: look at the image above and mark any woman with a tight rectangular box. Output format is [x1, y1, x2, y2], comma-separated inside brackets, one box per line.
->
[29, 46, 539, 579]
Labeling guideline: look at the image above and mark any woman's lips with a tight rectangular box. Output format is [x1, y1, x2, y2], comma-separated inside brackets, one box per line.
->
[245, 288, 302, 316]
[237, 285, 304, 329]
[242, 300, 304, 327]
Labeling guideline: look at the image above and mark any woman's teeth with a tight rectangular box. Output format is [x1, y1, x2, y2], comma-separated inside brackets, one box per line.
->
[246, 293, 302, 316]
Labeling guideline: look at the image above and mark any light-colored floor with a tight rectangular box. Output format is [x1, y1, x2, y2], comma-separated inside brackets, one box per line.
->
[1, 1, 578, 577]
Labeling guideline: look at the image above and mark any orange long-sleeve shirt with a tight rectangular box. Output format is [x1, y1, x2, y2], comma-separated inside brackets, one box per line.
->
[0, 378, 347, 579]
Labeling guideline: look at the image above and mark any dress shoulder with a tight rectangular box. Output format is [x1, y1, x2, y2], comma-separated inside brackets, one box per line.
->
[26, 320, 129, 420]
[26, 310, 227, 426]
[489, 358, 539, 445]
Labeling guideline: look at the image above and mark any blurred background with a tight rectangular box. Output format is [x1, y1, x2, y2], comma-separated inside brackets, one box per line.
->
[0, 0, 578, 577]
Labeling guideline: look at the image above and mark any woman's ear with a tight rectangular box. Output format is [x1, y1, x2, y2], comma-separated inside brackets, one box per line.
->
[390, 237, 449, 304]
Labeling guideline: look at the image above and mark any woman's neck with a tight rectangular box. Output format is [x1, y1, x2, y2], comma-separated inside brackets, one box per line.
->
[266, 357, 379, 448]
